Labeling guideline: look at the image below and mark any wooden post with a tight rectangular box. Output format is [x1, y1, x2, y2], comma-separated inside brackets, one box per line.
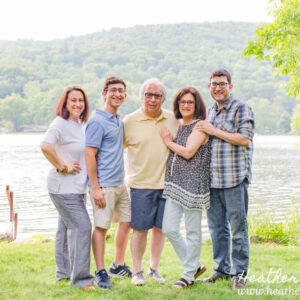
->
[6, 185, 10, 203]
[9, 191, 14, 239]
[14, 213, 18, 240]
[4, 186, 18, 241]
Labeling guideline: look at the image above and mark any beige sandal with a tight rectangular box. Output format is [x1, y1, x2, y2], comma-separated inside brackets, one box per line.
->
[173, 277, 194, 289]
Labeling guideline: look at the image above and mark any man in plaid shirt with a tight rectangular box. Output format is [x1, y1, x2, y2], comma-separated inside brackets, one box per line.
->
[196, 69, 255, 290]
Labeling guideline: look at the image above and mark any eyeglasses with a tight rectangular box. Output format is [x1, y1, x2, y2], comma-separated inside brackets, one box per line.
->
[145, 92, 163, 100]
[210, 82, 229, 89]
[178, 100, 195, 106]
[106, 88, 126, 94]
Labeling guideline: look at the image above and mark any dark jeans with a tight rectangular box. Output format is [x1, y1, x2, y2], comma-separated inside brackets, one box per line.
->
[207, 179, 249, 279]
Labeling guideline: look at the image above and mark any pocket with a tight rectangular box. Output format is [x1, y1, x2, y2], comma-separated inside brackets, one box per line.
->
[221, 120, 236, 133]
[47, 177, 60, 193]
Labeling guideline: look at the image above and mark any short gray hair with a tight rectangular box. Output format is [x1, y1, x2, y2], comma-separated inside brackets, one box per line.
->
[139, 78, 167, 101]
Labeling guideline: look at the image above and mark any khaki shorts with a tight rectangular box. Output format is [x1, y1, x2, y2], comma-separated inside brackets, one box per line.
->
[89, 183, 131, 229]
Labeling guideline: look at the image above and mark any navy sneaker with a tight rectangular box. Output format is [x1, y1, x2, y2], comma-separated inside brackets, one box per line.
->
[108, 263, 132, 278]
[94, 269, 113, 289]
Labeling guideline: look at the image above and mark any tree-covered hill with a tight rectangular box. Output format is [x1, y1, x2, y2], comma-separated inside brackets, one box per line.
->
[0, 22, 295, 133]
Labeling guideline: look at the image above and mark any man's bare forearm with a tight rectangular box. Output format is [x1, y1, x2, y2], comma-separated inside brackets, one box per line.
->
[85, 147, 100, 189]
[213, 128, 250, 147]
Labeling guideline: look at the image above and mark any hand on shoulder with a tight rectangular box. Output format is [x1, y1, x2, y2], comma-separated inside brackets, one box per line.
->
[194, 120, 216, 136]
[159, 125, 173, 144]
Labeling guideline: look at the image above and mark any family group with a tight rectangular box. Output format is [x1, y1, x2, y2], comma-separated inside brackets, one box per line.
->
[40, 69, 255, 291]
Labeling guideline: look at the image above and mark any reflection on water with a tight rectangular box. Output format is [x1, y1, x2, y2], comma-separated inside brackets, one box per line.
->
[0, 134, 300, 238]
[249, 135, 300, 219]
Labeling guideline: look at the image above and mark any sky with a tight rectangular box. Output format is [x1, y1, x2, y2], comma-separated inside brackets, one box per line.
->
[1, 0, 273, 41]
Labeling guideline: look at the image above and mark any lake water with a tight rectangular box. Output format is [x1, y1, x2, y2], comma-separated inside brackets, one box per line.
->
[0, 134, 300, 239]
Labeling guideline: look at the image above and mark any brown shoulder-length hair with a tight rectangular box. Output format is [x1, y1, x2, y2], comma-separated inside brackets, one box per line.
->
[173, 86, 206, 120]
[55, 86, 90, 123]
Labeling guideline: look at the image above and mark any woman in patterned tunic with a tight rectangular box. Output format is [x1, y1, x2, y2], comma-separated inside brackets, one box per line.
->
[159, 86, 211, 289]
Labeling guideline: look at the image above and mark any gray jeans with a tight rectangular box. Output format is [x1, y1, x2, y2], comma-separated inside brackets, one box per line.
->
[49, 193, 94, 287]
[162, 198, 202, 281]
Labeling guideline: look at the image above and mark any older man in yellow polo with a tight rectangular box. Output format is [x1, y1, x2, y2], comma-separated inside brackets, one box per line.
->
[124, 78, 179, 286]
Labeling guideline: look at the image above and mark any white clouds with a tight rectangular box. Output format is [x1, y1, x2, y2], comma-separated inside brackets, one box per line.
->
[0, 0, 272, 41]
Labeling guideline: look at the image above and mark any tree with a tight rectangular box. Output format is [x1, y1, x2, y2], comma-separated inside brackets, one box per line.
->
[248, 97, 284, 133]
[0, 22, 297, 133]
[243, 0, 300, 97]
[0, 94, 28, 131]
[292, 104, 300, 134]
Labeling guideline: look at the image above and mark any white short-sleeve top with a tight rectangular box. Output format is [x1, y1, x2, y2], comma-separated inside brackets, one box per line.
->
[43, 116, 87, 194]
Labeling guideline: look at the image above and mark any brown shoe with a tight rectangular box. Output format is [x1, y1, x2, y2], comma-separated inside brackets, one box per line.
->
[202, 273, 228, 283]
[194, 265, 206, 280]
[232, 278, 246, 290]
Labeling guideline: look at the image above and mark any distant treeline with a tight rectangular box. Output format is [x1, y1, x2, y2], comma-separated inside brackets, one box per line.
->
[0, 22, 296, 133]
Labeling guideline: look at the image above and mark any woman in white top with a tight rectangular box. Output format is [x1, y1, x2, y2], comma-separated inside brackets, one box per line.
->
[40, 86, 94, 290]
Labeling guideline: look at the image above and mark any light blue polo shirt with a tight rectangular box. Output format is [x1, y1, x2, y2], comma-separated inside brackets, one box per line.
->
[85, 109, 124, 187]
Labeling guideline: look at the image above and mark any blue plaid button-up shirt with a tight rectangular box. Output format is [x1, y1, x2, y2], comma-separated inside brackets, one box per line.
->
[207, 95, 255, 188]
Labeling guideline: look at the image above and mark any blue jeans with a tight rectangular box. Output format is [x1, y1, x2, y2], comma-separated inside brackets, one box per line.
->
[207, 179, 249, 279]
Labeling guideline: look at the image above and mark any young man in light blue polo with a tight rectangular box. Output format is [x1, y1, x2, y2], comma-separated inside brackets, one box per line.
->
[85, 76, 131, 289]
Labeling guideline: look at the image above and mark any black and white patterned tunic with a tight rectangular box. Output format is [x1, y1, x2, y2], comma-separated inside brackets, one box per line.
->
[163, 121, 211, 210]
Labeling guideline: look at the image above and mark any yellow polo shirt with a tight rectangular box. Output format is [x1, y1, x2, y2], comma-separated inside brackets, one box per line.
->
[124, 108, 179, 189]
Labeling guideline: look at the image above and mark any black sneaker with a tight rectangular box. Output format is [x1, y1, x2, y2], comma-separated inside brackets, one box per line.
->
[94, 269, 113, 289]
[108, 263, 132, 278]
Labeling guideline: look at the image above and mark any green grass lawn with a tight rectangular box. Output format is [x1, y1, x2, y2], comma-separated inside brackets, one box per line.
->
[0, 238, 299, 299]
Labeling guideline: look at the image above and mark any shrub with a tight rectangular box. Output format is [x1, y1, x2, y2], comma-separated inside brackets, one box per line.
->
[248, 198, 300, 246]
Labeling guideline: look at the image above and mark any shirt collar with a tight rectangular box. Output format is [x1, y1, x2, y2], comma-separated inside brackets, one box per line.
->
[137, 108, 167, 122]
[96, 109, 120, 120]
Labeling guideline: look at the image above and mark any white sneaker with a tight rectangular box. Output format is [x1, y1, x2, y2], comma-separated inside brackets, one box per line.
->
[148, 268, 165, 284]
[131, 270, 146, 286]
